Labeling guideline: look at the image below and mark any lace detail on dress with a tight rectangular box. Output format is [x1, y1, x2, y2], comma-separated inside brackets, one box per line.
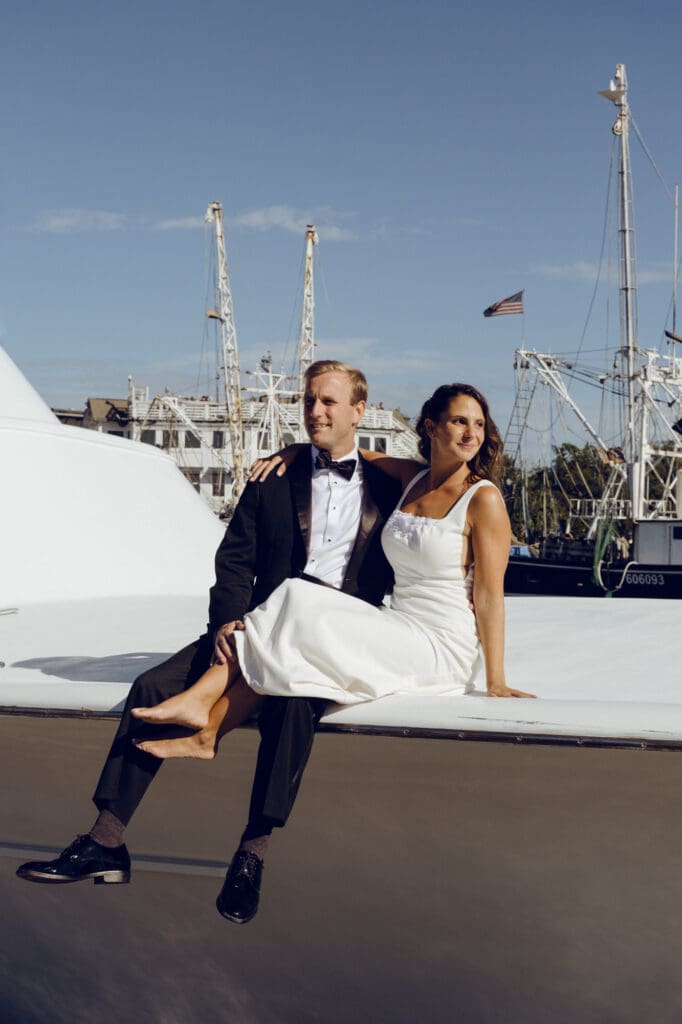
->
[386, 508, 433, 543]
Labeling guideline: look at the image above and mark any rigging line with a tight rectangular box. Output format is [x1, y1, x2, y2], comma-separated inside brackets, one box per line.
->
[316, 249, 338, 351]
[630, 113, 676, 205]
[280, 246, 306, 379]
[555, 453, 582, 498]
[550, 461, 575, 508]
[570, 142, 617, 370]
[573, 453, 595, 498]
[544, 345, 619, 358]
[519, 402, 566, 435]
[558, 370, 623, 398]
[555, 402, 598, 451]
[195, 220, 215, 398]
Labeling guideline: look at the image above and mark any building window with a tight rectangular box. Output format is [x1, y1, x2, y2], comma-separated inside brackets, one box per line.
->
[211, 469, 225, 497]
[374, 437, 387, 453]
[141, 429, 156, 445]
[181, 468, 200, 492]
[185, 431, 201, 449]
[359, 435, 371, 450]
[162, 430, 178, 449]
[212, 430, 224, 449]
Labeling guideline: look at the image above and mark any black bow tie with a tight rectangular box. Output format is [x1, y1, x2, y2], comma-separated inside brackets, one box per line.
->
[314, 450, 356, 480]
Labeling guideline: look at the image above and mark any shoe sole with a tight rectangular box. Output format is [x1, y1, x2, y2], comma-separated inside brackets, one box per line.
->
[16, 869, 131, 885]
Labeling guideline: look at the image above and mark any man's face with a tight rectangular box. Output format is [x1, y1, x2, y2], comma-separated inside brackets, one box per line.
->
[304, 371, 365, 458]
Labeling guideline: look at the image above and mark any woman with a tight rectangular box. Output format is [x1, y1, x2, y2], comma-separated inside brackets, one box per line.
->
[131, 383, 534, 760]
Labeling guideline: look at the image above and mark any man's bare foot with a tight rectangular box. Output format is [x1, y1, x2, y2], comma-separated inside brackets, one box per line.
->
[131, 692, 213, 730]
[133, 729, 218, 761]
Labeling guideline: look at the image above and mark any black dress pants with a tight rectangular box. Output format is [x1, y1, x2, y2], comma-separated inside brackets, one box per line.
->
[93, 633, 325, 834]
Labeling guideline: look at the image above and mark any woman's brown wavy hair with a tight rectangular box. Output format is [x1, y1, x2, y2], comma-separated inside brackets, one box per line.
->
[415, 383, 504, 485]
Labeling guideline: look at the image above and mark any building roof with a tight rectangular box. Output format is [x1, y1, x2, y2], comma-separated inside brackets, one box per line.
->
[85, 398, 130, 424]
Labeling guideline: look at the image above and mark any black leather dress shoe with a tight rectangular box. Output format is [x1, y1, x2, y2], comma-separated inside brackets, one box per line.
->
[216, 849, 263, 924]
[16, 834, 131, 885]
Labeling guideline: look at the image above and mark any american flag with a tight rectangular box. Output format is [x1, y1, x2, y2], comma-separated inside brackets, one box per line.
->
[483, 290, 524, 317]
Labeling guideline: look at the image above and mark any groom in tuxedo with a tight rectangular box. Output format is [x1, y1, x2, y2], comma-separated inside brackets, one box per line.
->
[17, 360, 402, 924]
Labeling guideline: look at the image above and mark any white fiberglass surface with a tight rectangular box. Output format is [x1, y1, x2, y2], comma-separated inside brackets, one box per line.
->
[0, 346, 58, 425]
[1, 403, 223, 607]
[1, 596, 680, 742]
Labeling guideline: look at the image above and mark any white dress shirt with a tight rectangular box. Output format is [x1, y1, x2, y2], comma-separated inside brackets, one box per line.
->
[304, 445, 363, 588]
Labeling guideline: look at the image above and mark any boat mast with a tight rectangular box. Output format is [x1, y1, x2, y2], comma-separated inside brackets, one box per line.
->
[205, 201, 245, 501]
[298, 225, 318, 438]
[674, 185, 679, 336]
[599, 64, 645, 518]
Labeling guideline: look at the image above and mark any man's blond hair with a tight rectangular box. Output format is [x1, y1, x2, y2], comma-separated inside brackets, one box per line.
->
[304, 360, 368, 405]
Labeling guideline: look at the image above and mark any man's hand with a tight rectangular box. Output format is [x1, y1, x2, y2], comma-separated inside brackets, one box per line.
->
[211, 621, 245, 666]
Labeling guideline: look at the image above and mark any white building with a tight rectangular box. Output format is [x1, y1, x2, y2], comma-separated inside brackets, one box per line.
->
[63, 379, 420, 516]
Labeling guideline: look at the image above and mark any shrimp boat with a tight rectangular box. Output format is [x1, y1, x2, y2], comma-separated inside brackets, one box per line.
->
[504, 65, 682, 598]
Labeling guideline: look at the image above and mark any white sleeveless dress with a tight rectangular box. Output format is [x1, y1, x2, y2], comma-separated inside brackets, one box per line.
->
[234, 473, 496, 703]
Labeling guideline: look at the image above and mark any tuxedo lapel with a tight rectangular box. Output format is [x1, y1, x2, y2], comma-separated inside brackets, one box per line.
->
[289, 447, 313, 555]
[344, 456, 384, 579]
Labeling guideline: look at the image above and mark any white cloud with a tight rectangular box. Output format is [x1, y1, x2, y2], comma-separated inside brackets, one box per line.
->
[638, 263, 675, 284]
[232, 205, 357, 241]
[532, 261, 600, 282]
[153, 216, 207, 231]
[314, 336, 445, 375]
[29, 209, 129, 233]
[533, 260, 673, 285]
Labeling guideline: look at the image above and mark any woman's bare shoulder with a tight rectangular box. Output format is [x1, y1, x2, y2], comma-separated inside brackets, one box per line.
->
[468, 482, 507, 518]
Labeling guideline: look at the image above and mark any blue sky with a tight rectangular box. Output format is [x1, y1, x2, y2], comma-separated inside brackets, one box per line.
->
[2, 0, 682, 437]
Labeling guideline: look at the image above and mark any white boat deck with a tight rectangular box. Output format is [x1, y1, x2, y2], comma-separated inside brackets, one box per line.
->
[1, 342, 680, 748]
[2, 595, 680, 746]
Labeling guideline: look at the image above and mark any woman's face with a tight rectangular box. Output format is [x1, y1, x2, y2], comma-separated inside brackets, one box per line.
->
[428, 393, 486, 462]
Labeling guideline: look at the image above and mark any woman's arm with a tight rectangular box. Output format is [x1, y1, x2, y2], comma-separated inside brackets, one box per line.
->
[469, 487, 535, 699]
[249, 444, 424, 487]
[357, 448, 425, 487]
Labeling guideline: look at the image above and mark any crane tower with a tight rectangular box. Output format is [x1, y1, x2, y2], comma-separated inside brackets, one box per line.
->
[298, 225, 318, 435]
[205, 201, 245, 500]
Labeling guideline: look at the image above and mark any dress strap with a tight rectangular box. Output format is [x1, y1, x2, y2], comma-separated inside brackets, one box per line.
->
[396, 468, 430, 508]
[447, 479, 497, 520]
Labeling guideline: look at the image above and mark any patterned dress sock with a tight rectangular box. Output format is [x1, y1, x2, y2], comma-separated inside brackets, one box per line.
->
[240, 835, 269, 860]
[89, 809, 126, 848]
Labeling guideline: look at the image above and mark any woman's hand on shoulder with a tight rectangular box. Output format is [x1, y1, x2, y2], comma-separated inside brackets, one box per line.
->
[249, 444, 305, 482]
[487, 682, 536, 699]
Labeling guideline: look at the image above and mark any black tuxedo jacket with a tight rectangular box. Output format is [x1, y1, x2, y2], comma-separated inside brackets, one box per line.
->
[208, 447, 402, 631]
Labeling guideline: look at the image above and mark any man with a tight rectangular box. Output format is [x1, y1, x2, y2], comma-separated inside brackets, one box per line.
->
[17, 360, 401, 923]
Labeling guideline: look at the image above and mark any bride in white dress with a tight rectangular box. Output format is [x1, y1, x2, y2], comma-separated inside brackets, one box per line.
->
[131, 383, 534, 760]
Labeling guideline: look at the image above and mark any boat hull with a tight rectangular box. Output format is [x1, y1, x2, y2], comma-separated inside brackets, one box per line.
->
[505, 557, 682, 598]
[2, 713, 682, 1023]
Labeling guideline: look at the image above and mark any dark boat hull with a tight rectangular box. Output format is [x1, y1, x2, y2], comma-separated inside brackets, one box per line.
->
[505, 557, 682, 598]
[3, 713, 682, 1023]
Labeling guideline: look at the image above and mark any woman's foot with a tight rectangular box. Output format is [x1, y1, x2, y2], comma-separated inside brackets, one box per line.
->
[131, 662, 231, 729]
[130, 682, 225, 730]
[133, 728, 218, 761]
